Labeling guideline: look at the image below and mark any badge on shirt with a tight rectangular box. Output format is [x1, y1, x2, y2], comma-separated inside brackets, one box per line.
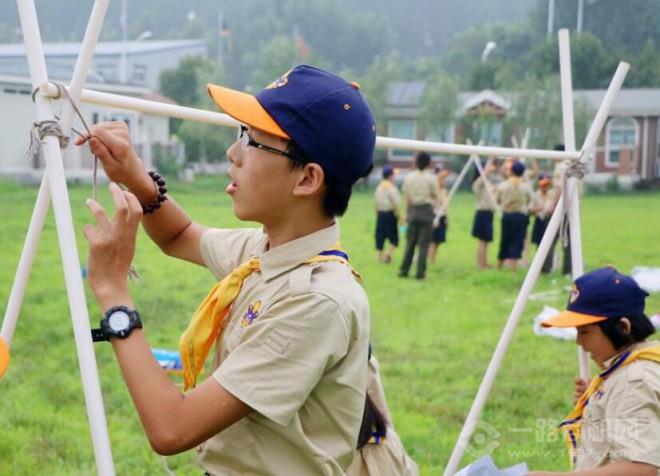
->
[241, 300, 262, 329]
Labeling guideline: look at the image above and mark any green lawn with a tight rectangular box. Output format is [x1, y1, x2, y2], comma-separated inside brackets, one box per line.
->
[1, 177, 658, 475]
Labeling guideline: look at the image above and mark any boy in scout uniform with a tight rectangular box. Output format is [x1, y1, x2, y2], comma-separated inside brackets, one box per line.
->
[471, 159, 497, 269]
[374, 165, 401, 263]
[496, 160, 533, 272]
[530, 267, 660, 476]
[77, 65, 376, 475]
[399, 151, 440, 280]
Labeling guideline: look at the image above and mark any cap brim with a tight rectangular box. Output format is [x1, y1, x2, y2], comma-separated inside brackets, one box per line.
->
[0, 337, 9, 378]
[207, 84, 289, 140]
[541, 310, 607, 328]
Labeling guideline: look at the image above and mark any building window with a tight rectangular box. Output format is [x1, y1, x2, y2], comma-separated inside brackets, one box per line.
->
[388, 119, 416, 158]
[96, 63, 117, 82]
[606, 117, 637, 166]
[132, 64, 147, 83]
[478, 120, 502, 146]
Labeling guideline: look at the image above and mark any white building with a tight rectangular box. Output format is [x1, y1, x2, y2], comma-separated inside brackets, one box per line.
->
[0, 74, 177, 181]
[0, 39, 207, 89]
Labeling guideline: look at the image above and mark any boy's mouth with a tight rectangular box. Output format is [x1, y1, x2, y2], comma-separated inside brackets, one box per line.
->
[226, 181, 237, 195]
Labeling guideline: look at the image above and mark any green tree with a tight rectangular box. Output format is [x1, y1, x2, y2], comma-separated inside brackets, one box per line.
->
[418, 72, 458, 141]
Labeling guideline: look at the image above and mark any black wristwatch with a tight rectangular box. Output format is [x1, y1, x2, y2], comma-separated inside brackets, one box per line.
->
[91, 306, 142, 342]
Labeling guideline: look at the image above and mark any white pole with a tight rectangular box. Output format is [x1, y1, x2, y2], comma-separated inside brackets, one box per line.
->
[3, 0, 111, 348]
[547, 0, 556, 39]
[559, 28, 591, 380]
[444, 194, 569, 475]
[577, 0, 584, 33]
[438, 153, 474, 217]
[444, 60, 630, 476]
[40, 85, 582, 162]
[15, 1, 115, 474]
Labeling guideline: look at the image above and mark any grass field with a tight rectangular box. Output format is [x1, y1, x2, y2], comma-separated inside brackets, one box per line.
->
[0, 177, 658, 475]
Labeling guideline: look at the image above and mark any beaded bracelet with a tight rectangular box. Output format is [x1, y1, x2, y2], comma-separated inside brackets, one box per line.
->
[142, 170, 168, 214]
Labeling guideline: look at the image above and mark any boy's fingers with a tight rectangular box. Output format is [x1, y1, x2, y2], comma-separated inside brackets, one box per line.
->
[123, 191, 143, 229]
[82, 223, 97, 241]
[85, 199, 110, 230]
[109, 182, 129, 222]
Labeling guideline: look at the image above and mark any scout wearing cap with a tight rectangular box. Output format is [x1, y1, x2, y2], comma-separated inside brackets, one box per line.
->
[496, 161, 533, 270]
[374, 165, 401, 263]
[538, 267, 660, 472]
[78, 65, 379, 476]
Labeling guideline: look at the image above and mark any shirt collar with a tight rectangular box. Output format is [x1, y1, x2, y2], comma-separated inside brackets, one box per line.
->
[601, 341, 655, 369]
[257, 221, 341, 282]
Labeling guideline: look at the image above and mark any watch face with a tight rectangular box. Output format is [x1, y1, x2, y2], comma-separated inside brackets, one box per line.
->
[108, 311, 131, 332]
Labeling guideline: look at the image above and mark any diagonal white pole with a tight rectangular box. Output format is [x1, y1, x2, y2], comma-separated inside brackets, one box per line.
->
[558, 28, 591, 380]
[11, 1, 115, 474]
[436, 145, 479, 217]
[443, 61, 629, 475]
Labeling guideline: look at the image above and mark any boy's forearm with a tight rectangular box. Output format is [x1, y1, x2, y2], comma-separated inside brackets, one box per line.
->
[125, 172, 195, 253]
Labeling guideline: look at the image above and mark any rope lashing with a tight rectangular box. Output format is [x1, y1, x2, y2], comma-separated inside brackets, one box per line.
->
[559, 158, 588, 247]
[28, 81, 141, 282]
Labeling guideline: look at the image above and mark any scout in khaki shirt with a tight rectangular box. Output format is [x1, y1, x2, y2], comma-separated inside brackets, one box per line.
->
[374, 165, 401, 263]
[76, 65, 377, 475]
[496, 160, 533, 272]
[399, 151, 440, 280]
[471, 159, 497, 269]
[530, 267, 660, 476]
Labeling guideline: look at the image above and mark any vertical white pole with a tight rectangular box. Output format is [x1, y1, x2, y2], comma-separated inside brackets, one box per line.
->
[547, 0, 556, 39]
[559, 28, 591, 380]
[577, 0, 584, 33]
[15, 1, 115, 474]
[444, 61, 629, 476]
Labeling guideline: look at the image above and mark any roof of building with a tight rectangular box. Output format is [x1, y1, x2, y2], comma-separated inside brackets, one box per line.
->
[0, 73, 177, 105]
[0, 39, 206, 57]
[387, 80, 660, 116]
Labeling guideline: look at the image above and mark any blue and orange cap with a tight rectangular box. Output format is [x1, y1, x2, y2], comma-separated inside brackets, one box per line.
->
[542, 267, 649, 328]
[207, 65, 376, 185]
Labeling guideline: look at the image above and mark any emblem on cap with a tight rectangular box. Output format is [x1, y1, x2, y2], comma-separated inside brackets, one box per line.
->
[241, 300, 262, 328]
[569, 284, 580, 304]
[265, 69, 292, 90]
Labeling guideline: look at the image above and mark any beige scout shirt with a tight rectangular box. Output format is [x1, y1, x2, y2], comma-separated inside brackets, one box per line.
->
[402, 170, 439, 206]
[374, 180, 400, 212]
[496, 178, 533, 214]
[472, 177, 496, 211]
[574, 341, 660, 473]
[531, 188, 556, 220]
[196, 222, 370, 476]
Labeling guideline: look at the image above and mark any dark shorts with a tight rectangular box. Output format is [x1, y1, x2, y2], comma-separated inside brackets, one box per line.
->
[375, 211, 399, 250]
[471, 210, 494, 242]
[531, 216, 551, 245]
[498, 212, 529, 260]
[432, 216, 447, 244]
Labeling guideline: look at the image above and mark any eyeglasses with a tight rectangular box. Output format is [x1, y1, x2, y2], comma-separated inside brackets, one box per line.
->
[237, 125, 303, 161]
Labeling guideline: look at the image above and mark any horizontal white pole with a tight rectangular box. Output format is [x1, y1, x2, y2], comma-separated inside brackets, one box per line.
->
[42, 84, 581, 161]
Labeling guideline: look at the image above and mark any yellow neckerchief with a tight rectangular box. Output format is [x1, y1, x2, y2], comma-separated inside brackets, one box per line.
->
[179, 242, 360, 391]
[378, 179, 393, 191]
[558, 343, 660, 466]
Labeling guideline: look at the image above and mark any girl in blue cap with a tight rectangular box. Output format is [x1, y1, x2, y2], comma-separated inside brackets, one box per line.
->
[530, 267, 659, 475]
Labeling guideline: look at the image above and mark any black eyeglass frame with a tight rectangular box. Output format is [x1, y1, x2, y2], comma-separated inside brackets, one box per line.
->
[237, 125, 306, 163]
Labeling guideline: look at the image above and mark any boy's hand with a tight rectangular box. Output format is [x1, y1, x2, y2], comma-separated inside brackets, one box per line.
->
[75, 121, 147, 190]
[573, 377, 589, 404]
[83, 183, 142, 309]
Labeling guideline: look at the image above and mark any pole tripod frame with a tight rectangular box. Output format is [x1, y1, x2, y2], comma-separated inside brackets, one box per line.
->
[2, 5, 628, 474]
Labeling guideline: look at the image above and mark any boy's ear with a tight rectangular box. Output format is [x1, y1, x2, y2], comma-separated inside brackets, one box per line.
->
[618, 318, 632, 335]
[292, 163, 325, 197]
